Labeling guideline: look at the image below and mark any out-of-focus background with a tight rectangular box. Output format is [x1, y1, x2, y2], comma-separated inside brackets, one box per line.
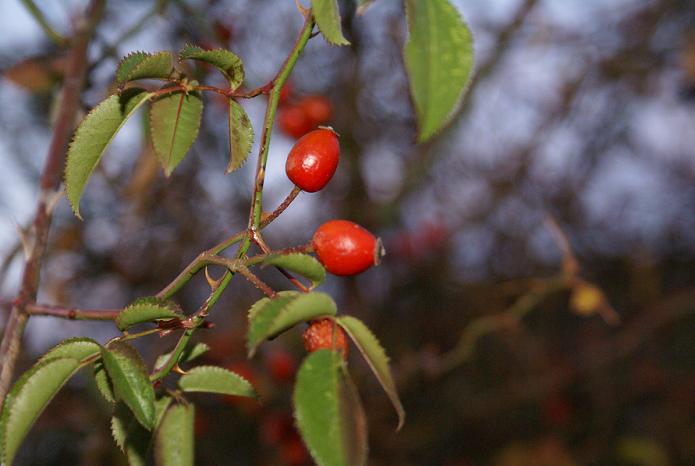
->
[2, 0, 695, 464]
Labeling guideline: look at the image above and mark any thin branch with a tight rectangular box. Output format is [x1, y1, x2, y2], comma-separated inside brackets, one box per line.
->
[435, 275, 569, 376]
[20, 0, 66, 46]
[245, 14, 314, 235]
[237, 266, 277, 298]
[260, 186, 302, 228]
[0, 0, 105, 409]
[25, 303, 119, 321]
[149, 13, 314, 383]
[157, 186, 305, 299]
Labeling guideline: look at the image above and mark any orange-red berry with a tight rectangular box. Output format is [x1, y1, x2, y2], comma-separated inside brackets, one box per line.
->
[285, 128, 339, 192]
[312, 220, 382, 276]
[302, 319, 349, 359]
[298, 95, 332, 126]
[279, 81, 294, 106]
[278, 105, 313, 139]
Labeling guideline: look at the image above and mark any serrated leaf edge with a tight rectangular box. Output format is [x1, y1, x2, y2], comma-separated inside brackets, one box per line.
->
[65, 90, 152, 218]
[337, 315, 405, 430]
[178, 365, 257, 398]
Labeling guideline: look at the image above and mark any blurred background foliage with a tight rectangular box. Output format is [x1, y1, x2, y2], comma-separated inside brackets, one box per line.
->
[1, 0, 695, 464]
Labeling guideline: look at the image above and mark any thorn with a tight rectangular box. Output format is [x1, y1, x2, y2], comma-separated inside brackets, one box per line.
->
[45, 187, 64, 216]
[204, 266, 224, 290]
[172, 364, 188, 375]
[294, 0, 310, 17]
[16, 224, 33, 260]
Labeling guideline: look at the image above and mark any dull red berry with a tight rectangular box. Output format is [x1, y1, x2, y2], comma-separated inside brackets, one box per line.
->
[312, 220, 382, 276]
[285, 128, 339, 192]
[279, 81, 294, 105]
[265, 349, 297, 383]
[303, 319, 349, 359]
[298, 95, 332, 126]
[278, 105, 312, 139]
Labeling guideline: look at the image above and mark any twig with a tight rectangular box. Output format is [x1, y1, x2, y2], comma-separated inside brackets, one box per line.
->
[237, 266, 277, 298]
[0, 0, 105, 409]
[25, 302, 119, 321]
[20, 0, 66, 46]
[149, 12, 315, 382]
[435, 275, 569, 376]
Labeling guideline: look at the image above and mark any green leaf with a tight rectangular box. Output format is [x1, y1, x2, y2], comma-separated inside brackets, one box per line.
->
[337, 315, 405, 430]
[65, 88, 152, 217]
[154, 342, 210, 371]
[293, 350, 367, 466]
[111, 396, 173, 466]
[150, 90, 203, 176]
[247, 291, 337, 357]
[0, 358, 81, 465]
[116, 51, 174, 84]
[94, 360, 116, 403]
[101, 342, 156, 429]
[116, 297, 184, 331]
[39, 337, 101, 363]
[178, 366, 256, 398]
[403, 0, 474, 142]
[226, 99, 254, 173]
[260, 253, 326, 289]
[111, 402, 149, 466]
[179, 45, 244, 90]
[312, 0, 350, 45]
[155, 403, 195, 466]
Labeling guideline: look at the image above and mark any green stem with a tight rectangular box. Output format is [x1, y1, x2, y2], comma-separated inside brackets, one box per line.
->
[149, 14, 314, 382]
[150, 329, 192, 381]
[20, 0, 65, 46]
[246, 14, 314, 238]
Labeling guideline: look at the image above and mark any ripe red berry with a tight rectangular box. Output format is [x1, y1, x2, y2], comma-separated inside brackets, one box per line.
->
[278, 105, 312, 139]
[298, 95, 332, 126]
[303, 319, 349, 359]
[312, 220, 382, 276]
[285, 128, 339, 192]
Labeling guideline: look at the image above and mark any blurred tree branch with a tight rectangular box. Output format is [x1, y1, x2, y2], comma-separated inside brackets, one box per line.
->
[20, 0, 66, 47]
[0, 0, 105, 408]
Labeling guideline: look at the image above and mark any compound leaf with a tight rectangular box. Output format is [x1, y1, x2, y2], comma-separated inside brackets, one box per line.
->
[311, 0, 350, 45]
[149, 90, 203, 176]
[404, 0, 474, 142]
[111, 402, 149, 466]
[226, 99, 253, 173]
[247, 291, 336, 357]
[179, 45, 244, 90]
[101, 342, 155, 429]
[115, 297, 184, 331]
[39, 337, 101, 363]
[0, 358, 81, 465]
[337, 315, 405, 430]
[155, 403, 195, 466]
[65, 88, 152, 217]
[94, 360, 116, 403]
[178, 366, 256, 398]
[116, 51, 174, 84]
[293, 350, 367, 466]
[260, 253, 325, 289]
[154, 342, 210, 371]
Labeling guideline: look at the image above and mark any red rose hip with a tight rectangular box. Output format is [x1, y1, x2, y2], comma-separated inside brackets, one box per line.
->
[303, 318, 349, 359]
[312, 220, 382, 276]
[298, 95, 332, 125]
[278, 105, 312, 139]
[285, 128, 339, 192]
